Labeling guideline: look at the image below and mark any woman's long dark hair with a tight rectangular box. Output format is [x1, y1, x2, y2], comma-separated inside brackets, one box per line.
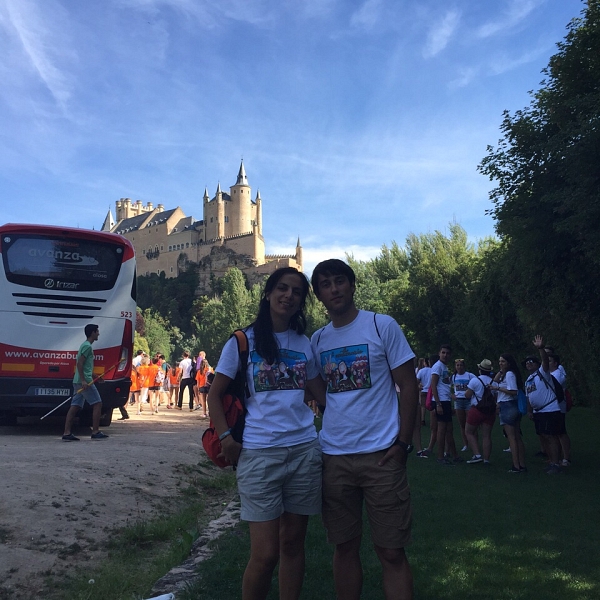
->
[252, 267, 310, 364]
[500, 354, 523, 390]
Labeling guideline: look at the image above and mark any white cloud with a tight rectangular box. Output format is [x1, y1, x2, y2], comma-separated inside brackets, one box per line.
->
[1, 0, 75, 110]
[423, 8, 460, 58]
[448, 66, 478, 89]
[350, 0, 383, 31]
[489, 44, 550, 75]
[476, 0, 545, 39]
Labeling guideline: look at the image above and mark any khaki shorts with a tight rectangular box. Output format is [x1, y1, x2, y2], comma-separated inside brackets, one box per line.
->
[322, 450, 412, 549]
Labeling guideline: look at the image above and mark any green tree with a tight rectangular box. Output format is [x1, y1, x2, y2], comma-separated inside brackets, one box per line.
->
[478, 1, 600, 403]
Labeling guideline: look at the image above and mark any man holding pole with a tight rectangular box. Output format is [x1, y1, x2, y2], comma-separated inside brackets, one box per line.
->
[62, 324, 109, 441]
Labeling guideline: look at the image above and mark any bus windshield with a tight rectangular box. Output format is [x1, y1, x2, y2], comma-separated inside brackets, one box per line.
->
[2, 234, 124, 292]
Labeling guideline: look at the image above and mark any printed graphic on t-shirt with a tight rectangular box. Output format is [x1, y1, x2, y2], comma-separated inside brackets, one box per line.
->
[252, 349, 308, 392]
[440, 367, 450, 385]
[319, 345, 371, 393]
[453, 376, 470, 392]
[525, 378, 538, 394]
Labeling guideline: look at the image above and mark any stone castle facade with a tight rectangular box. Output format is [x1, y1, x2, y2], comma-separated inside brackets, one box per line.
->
[102, 162, 302, 292]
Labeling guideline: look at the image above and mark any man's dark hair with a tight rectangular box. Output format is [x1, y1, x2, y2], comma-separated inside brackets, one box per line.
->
[84, 324, 99, 338]
[136, 350, 143, 356]
[439, 344, 452, 352]
[159, 354, 165, 360]
[311, 259, 356, 298]
[183, 351, 190, 357]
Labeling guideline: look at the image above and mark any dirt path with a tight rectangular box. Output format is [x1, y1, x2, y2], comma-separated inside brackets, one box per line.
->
[0, 408, 227, 599]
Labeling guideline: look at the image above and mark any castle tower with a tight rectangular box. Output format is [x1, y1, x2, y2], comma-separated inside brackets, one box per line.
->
[216, 182, 224, 239]
[201, 187, 210, 242]
[296, 238, 303, 271]
[102, 207, 115, 232]
[254, 189, 262, 236]
[229, 160, 252, 237]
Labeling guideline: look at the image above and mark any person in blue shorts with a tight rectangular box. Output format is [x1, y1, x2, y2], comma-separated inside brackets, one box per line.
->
[62, 324, 109, 441]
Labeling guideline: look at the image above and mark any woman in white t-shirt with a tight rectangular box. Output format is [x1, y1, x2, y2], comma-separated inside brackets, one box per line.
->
[208, 267, 325, 600]
[491, 354, 526, 473]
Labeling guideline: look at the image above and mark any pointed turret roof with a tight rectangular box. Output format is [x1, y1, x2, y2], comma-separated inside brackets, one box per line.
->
[216, 182, 222, 195]
[101, 207, 115, 232]
[203, 187, 209, 200]
[236, 160, 248, 186]
[255, 189, 261, 201]
[296, 237, 301, 247]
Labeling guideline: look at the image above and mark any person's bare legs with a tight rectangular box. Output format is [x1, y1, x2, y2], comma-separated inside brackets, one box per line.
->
[559, 432, 571, 462]
[456, 408, 468, 449]
[504, 424, 525, 469]
[333, 536, 363, 600]
[91, 401, 102, 434]
[436, 420, 448, 460]
[278, 512, 309, 600]
[542, 434, 561, 465]
[374, 545, 414, 600]
[243, 519, 280, 600]
[444, 420, 458, 458]
[481, 423, 493, 461]
[63, 405, 80, 436]
[465, 423, 480, 457]
[426, 411, 437, 453]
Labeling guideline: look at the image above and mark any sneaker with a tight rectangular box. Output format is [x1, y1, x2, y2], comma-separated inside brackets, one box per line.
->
[519, 466, 528, 473]
[503, 447, 512, 453]
[437, 458, 455, 467]
[62, 433, 80, 442]
[117, 415, 129, 421]
[508, 466, 522, 473]
[91, 431, 109, 440]
[416, 450, 429, 458]
[420, 449, 432, 457]
[461, 445, 468, 452]
[545, 464, 561, 475]
[483, 460, 491, 466]
[467, 455, 483, 464]
[561, 459, 571, 467]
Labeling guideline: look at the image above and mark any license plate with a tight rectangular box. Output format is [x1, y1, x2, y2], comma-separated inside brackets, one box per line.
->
[35, 388, 70, 396]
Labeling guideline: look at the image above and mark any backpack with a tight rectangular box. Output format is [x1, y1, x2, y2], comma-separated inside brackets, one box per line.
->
[533, 369, 565, 412]
[474, 377, 496, 414]
[425, 386, 434, 411]
[517, 389, 528, 415]
[202, 330, 249, 469]
[154, 367, 165, 385]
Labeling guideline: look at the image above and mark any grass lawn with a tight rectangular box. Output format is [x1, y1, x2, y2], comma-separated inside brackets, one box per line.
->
[182, 406, 600, 600]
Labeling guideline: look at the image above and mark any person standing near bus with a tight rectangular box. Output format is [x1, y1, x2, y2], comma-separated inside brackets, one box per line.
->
[62, 324, 109, 441]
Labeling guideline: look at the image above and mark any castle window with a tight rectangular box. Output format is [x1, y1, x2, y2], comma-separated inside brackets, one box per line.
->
[186, 243, 189, 248]
[225, 216, 229, 223]
[210, 217, 213, 223]
[170, 267, 174, 273]
[168, 246, 172, 251]
[142, 249, 146, 255]
[160, 245, 164, 251]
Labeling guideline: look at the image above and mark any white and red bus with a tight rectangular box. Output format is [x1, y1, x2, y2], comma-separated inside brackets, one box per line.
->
[0, 224, 136, 426]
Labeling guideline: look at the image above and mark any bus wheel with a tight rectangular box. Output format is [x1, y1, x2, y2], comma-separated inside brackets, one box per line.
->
[100, 408, 113, 427]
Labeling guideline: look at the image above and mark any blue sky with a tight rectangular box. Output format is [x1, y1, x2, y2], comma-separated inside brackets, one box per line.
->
[0, 0, 586, 274]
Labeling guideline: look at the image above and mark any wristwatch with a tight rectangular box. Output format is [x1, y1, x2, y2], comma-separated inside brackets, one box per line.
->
[393, 439, 414, 453]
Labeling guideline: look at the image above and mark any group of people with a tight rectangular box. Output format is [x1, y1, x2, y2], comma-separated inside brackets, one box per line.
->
[61, 258, 573, 599]
[412, 338, 572, 475]
[208, 261, 417, 600]
[121, 349, 214, 419]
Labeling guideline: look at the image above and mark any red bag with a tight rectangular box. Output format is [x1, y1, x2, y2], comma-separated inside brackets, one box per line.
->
[425, 386, 434, 411]
[201, 330, 249, 468]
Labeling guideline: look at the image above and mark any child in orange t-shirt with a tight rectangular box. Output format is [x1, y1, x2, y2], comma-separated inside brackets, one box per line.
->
[194, 359, 210, 418]
[147, 358, 161, 414]
[167, 364, 182, 408]
[136, 358, 150, 414]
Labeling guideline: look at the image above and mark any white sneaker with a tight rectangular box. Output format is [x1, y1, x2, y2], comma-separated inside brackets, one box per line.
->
[561, 459, 571, 467]
[503, 447, 512, 452]
[467, 455, 483, 464]
[461, 445, 468, 452]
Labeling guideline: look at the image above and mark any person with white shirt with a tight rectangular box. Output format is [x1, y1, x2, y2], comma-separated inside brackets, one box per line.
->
[524, 335, 565, 475]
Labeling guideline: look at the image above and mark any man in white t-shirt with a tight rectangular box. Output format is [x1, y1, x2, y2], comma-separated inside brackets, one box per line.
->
[311, 259, 418, 600]
[177, 351, 194, 410]
[430, 345, 460, 464]
[524, 335, 564, 474]
[548, 353, 571, 466]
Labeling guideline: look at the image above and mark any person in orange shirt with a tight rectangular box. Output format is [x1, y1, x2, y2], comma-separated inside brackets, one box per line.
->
[167, 363, 182, 408]
[147, 357, 162, 414]
[194, 359, 210, 418]
[120, 359, 140, 420]
[136, 356, 151, 415]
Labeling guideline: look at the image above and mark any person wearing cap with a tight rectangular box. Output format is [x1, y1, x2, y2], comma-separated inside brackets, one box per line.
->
[463, 359, 496, 465]
[523, 335, 564, 475]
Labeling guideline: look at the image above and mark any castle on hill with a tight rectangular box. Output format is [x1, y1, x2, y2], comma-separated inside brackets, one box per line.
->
[102, 161, 303, 292]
